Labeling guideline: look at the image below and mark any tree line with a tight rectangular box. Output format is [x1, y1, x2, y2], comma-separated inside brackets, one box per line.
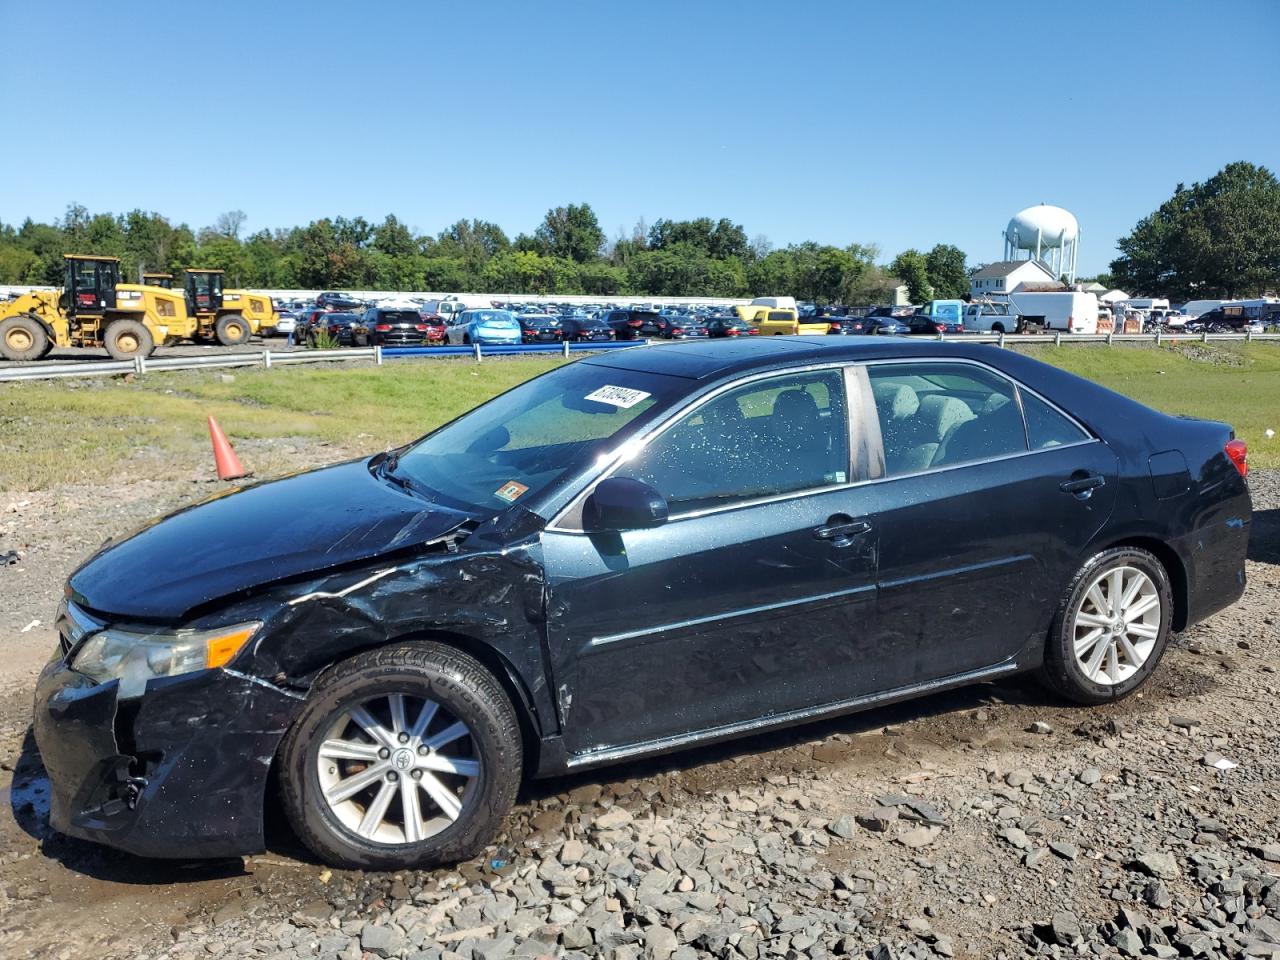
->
[9, 160, 1269, 303]
[1107, 162, 1280, 299]
[0, 202, 971, 303]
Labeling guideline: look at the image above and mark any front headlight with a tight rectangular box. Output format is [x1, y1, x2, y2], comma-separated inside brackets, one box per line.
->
[72, 621, 260, 698]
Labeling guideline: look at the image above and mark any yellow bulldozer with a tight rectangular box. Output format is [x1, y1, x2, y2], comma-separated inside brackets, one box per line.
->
[0, 255, 194, 361]
[143, 269, 276, 345]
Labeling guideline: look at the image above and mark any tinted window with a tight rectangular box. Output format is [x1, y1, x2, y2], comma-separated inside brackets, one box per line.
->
[381, 310, 420, 323]
[868, 363, 1026, 476]
[613, 370, 849, 513]
[768, 311, 792, 321]
[1021, 390, 1089, 449]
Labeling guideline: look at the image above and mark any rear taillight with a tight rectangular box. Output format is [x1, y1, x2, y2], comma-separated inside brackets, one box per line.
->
[628, 319, 642, 327]
[672, 328, 684, 335]
[726, 328, 739, 336]
[375, 324, 392, 331]
[1225, 439, 1248, 478]
[415, 324, 428, 331]
[829, 322, 842, 331]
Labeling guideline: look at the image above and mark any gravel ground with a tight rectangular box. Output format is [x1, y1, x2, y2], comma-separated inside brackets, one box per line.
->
[0, 466, 1276, 960]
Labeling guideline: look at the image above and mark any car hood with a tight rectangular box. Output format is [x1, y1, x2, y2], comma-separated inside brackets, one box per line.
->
[68, 460, 476, 622]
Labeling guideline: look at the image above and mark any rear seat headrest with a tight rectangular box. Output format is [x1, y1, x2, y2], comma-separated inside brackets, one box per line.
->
[917, 394, 976, 442]
[873, 382, 919, 420]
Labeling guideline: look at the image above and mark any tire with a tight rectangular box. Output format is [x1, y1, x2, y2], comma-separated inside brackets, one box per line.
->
[103, 319, 154, 360]
[278, 642, 522, 870]
[1038, 547, 1173, 705]
[0, 315, 49, 361]
[991, 323, 1006, 334]
[215, 313, 251, 346]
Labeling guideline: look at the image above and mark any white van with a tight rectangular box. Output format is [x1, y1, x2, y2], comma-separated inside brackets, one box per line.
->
[1007, 291, 1099, 334]
[1125, 298, 1170, 315]
[750, 296, 798, 311]
[1181, 299, 1224, 320]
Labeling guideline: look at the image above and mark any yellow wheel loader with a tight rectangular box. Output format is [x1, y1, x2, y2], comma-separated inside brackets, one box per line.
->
[0, 255, 193, 362]
[181, 269, 277, 345]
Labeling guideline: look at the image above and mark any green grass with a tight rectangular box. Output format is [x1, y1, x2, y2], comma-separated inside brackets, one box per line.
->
[1, 343, 1276, 491]
[0, 357, 568, 490]
[1016, 342, 1280, 468]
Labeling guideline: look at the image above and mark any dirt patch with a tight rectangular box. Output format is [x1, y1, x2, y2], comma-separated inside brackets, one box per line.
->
[0, 468, 1276, 959]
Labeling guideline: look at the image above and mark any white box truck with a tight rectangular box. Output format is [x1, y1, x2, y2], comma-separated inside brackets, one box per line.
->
[1007, 291, 1099, 334]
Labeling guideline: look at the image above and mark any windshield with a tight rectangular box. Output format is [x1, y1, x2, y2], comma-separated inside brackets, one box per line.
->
[389, 364, 685, 512]
[381, 310, 420, 323]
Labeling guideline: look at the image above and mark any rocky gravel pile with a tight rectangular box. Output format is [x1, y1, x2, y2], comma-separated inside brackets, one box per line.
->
[2, 476, 1278, 960]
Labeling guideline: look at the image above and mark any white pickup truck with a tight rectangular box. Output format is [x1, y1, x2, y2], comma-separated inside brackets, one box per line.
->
[962, 302, 1019, 333]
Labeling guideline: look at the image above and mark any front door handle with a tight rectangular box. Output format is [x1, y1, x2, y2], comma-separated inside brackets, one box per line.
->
[814, 516, 872, 546]
[1060, 473, 1106, 498]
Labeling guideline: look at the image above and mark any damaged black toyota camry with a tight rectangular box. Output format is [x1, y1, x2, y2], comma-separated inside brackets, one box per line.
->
[35, 338, 1251, 869]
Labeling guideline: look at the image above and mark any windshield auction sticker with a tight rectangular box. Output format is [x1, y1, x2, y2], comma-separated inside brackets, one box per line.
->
[585, 385, 651, 408]
[494, 480, 530, 503]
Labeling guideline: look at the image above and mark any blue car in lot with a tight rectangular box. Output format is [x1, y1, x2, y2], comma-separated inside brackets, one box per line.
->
[445, 309, 522, 345]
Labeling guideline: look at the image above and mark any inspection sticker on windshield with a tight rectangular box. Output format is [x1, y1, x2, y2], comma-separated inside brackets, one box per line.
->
[585, 385, 650, 408]
[494, 480, 529, 503]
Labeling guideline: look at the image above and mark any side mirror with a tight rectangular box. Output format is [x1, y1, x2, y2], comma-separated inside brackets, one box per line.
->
[584, 477, 668, 532]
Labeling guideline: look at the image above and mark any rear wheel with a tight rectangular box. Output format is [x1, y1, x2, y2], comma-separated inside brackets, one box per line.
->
[991, 323, 1006, 334]
[215, 313, 250, 346]
[278, 642, 522, 870]
[1039, 547, 1172, 704]
[103, 319, 154, 360]
[0, 315, 49, 361]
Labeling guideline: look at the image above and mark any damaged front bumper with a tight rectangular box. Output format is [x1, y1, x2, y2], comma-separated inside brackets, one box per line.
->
[33, 657, 304, 859]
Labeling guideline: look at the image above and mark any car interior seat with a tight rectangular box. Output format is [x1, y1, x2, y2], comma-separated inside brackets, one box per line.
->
[898, 395, 976, 473]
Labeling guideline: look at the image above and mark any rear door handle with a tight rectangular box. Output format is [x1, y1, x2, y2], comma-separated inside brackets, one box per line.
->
[1060, 474, 1106, 497]
[814, 517, 872, 546]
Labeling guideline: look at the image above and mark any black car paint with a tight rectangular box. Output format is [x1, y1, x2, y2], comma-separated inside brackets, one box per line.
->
[34, 337, 1251, 859]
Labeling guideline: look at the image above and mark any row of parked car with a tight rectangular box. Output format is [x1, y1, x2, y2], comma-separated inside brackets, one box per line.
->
[274, 300, 974, 348]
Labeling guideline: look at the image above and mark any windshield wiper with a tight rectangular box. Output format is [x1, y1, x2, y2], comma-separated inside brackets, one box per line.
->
[376, 452, 433, 501]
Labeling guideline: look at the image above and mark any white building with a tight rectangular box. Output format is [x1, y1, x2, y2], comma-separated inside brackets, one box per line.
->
[970, 260, 1060, 299]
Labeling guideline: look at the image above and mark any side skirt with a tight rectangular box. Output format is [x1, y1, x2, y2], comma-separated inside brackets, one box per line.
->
[533, 658, 1028, 777]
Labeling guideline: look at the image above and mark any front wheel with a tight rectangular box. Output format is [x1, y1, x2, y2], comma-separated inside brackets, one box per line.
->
[278, 642, 522, 870]
[103, 319, 155, 360]
[1039, 547, 1172, 704]
[215, 313, 251, 346]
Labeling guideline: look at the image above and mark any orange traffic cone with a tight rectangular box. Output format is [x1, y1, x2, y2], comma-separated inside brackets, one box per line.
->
[207, 415, 248, 480]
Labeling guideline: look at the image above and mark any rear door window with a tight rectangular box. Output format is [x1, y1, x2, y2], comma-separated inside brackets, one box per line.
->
[1021, 391, 1090, 449]
[867, 363, 1027, 476]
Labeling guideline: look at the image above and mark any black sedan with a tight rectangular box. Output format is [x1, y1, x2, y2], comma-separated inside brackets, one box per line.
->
[825, 317, 870, 335]
[704, 315, 759, 338]
[34, 339, 1250, 869]
[306, 312, 367, 346]
[604, 309, 668, 340]
[907, 315, 965, 336]
[559, 317, 616, 342]
[660, 318, 709, 339]
[517, 314, 563, 343]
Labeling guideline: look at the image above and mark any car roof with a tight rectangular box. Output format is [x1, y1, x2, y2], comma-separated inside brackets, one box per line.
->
[580, 336, 1010, 380]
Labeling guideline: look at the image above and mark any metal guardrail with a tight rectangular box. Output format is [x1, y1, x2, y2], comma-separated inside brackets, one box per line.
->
[0, 331, 1277, 383]
[0, 339, 644, 382]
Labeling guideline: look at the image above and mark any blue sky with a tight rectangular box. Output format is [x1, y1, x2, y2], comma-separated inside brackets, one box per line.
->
[1, 0, 1276, 276]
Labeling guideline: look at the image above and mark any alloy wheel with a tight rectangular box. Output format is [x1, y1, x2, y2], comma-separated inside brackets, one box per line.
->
[1072, 565, 1161, 685]
[315, 693, 481, 844]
